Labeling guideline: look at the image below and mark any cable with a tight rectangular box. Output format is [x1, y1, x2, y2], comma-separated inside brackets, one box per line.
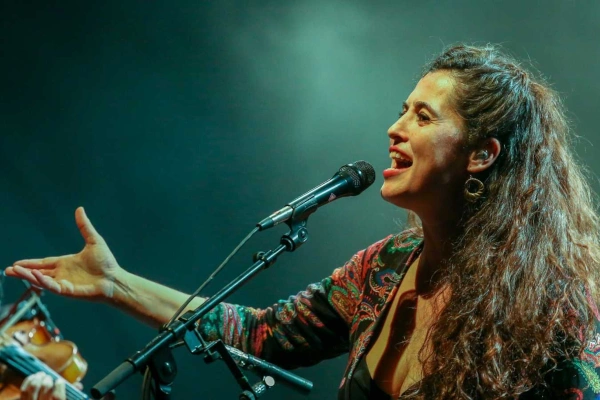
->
[165, 226, 259, 328]
[140, 366, 152, 400]
[140, 227, 260, 398]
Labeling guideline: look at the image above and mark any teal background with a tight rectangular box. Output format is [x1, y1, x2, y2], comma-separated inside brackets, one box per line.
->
[2, 1, 599, 399]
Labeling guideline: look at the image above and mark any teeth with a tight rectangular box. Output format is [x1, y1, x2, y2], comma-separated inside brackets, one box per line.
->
[389, 151, 410, 162]
[389, 151, 412, 169]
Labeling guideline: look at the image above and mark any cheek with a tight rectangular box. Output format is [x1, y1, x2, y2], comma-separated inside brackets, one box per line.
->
[416, 135, 465, 177]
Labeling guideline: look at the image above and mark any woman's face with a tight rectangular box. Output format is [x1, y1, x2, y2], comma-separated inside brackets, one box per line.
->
[381, 71, 469, 215]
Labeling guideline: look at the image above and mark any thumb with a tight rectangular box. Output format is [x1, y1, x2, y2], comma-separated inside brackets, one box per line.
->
[75, 207, 106, 245]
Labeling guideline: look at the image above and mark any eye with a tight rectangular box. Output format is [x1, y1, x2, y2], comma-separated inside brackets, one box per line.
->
[417, 112, 431, 122]
[398, 109, 407, 118]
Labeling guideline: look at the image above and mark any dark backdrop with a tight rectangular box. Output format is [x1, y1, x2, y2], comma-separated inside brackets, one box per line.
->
[2, 1, 599, 399]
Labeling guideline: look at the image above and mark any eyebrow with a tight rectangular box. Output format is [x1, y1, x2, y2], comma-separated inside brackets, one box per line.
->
[403, 101, 441, 119]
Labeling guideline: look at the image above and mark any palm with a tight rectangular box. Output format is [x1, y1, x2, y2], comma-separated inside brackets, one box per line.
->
[56, 243, 119, 299]
[6, 207, 122, 301]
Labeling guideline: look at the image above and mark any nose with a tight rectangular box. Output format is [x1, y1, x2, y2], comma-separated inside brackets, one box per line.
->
[387, 116, 409, 143]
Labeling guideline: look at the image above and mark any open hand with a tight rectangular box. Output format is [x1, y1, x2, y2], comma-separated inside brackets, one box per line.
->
[5, 207, 123, 302]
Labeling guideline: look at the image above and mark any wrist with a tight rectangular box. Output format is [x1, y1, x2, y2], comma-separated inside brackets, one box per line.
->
[106, 267, 132, 306]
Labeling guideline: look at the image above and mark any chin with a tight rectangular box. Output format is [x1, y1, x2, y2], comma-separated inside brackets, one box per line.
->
[380, 186, 412, 209]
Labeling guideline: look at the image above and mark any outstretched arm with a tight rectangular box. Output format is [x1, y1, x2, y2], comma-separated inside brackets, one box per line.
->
[110, 268, 205, 328]
[5, 207, 204, 328]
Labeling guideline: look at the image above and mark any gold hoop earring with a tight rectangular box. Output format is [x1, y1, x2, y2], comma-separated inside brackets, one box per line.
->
[464, 175, 484, 203]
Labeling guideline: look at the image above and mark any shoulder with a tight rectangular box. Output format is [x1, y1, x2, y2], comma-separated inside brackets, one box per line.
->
[368, 228, 424, 260]
[337, 229, 424, 282]
[390, 227, 424, 251]
[364, 228, 423, 254]
[351, 228, 423, 276]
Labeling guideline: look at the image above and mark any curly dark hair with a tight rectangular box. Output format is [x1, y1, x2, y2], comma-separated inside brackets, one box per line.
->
[405, 44, 600, 399]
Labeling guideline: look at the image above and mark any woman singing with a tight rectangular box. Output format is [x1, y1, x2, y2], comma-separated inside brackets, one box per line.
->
[10, 44, 600, 399]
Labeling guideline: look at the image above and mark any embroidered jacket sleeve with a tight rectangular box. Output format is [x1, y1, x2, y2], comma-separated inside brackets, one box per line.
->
[196, 236, 393, 369]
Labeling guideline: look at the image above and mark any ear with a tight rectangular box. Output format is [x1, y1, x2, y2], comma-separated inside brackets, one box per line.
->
[466, 138, 501, 174]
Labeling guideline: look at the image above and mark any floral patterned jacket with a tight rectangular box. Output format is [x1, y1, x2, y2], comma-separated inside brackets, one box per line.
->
[197, 231, 600, 399]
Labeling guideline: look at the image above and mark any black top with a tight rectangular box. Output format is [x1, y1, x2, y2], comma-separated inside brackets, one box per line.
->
[349, 356, 393, 400]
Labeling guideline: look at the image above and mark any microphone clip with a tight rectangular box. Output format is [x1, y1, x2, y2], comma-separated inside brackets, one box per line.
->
[280, 219, 309, 252]
[200, 339, 273, 400]
[201, 338, 311, 399]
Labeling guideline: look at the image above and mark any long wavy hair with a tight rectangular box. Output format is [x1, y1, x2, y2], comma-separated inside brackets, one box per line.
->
[406, 44, 600, 399]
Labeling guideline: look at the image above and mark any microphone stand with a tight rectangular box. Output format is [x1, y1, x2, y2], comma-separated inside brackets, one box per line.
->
[91, 219, 312, 400]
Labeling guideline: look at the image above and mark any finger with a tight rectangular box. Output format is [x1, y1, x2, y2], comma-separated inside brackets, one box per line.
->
[51, 379, 66, 400]
[20, 371, 45, 399]
[8, 265, 44, 287]
[38, 374, 54, 399]
[75, 206, 106, 246]
[11, 257, 58, 270]
[20, 373, 36, 400]
[31, 270, 62, 294]
[4, 266, 19, 277]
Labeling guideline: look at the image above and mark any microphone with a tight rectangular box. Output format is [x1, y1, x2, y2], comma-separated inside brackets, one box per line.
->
[257, 160, 376, 231]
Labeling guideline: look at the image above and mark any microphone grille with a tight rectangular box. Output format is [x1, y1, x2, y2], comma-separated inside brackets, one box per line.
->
[354, 160, 376, 186]
[339, 161, 376, 191]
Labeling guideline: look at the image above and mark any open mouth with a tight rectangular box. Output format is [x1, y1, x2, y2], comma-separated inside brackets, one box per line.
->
[390, 151, 413, 169]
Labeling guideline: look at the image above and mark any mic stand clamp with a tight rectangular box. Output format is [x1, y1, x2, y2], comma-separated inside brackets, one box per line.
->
[199, 338, 265, 399]
[146, 342, 177, 400]
[240, 376, 276, 400]
[280, 220, 309, 252]
[181, 326, 258, 397]
[196, 336, 279, 400]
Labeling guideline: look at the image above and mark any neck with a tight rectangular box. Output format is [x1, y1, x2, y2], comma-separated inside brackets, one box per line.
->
[414, 211, 463, 295]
